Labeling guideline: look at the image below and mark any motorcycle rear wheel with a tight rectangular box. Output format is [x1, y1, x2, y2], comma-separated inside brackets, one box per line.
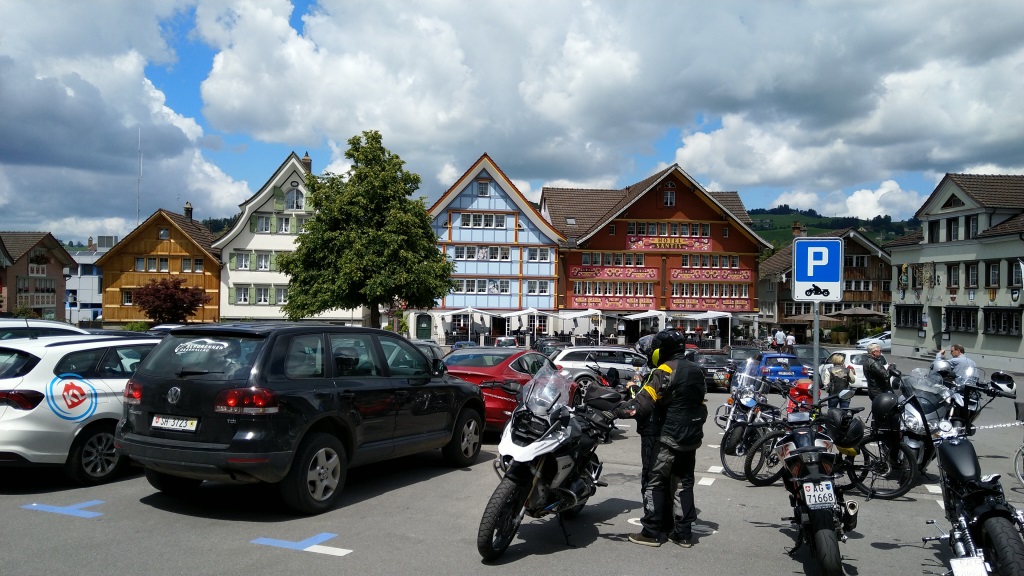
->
[850, 436, 916, 499]
[477, 477, 526, 561]
[721, 424, 762, 480]
[810, 509, 844, 576]
[743, 430, 787, 486]
[981, 516, 1024, 576]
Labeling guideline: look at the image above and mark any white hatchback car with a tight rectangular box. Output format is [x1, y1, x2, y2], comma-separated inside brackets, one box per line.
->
[856, 330, 892, 352]
[0, 335, 159, 484]
[0, 318, 91, 341]
[818, 348, 890, 391]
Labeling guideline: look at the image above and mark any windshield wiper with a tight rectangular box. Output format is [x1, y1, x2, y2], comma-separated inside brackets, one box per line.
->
[175, 368, 221, 376]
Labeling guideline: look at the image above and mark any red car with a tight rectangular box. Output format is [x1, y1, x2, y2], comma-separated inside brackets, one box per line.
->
[443, 348, 567, 431]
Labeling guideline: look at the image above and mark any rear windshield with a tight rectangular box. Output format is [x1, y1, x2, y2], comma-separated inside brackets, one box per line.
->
[444, 351, 513, 368]
[0, 348, 38, 379]
[137, 334, 267, 379]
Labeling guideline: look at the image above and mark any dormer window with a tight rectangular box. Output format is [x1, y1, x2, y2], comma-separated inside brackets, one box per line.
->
[159, 228, 169, 240]
[285, 188, 304, 210]
[941, 194, 965, 209]
[566, 217, 576, 226]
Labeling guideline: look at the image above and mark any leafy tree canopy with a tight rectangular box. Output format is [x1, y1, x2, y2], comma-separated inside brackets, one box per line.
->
[134, 277, 211, 325]
[278, 130, 456, 326]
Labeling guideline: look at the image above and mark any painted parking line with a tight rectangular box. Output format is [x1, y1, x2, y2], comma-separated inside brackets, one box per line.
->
[707, 444, 720, 448]
[252, 532, 353, 556]
[22, 500, 104, 518]
[926, 484, 943, 494]
[707, 465, 724, 474]
[698, 477, 715, 486]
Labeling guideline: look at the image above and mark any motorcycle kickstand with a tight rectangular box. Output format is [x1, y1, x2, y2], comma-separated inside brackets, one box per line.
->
[556, 512, 575, 548]
[784, 522, 806, 557]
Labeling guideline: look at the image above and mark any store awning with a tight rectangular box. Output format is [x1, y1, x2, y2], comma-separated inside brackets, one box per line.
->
[623, 310, 665, 320]
[558, 308, 603, 320]
[501, 307, 558, 318]
[683, 311, 732, 320]
[444, 307, 502, 317]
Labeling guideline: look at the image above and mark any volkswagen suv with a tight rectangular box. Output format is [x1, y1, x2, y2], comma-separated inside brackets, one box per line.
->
[115, 323, 485, 515]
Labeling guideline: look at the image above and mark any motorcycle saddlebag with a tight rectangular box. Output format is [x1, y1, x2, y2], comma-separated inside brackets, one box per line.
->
[937, 439, 981, 484]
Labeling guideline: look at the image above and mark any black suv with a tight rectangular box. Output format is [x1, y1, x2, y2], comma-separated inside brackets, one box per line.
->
[116, 323, 484, 515]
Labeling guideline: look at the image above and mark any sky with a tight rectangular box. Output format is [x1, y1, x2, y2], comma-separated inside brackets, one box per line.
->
[2, 0, 1023, 244]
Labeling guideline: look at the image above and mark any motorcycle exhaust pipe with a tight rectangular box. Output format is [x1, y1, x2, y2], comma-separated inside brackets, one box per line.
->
[843, 500, 859, 532]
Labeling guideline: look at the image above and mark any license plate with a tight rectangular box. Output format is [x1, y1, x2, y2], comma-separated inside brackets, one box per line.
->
[152, 414, 198, 432]
[803, 481, 835, 509]
[949, 557, 987, 576]
[777, 371, 794, 376]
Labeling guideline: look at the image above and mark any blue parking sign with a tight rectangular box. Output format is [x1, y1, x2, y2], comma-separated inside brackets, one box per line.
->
[792, 238, 843, 302]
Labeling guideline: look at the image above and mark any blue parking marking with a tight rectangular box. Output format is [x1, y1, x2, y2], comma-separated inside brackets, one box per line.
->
[22, 499, 104, 518]
[252, 532, 338, 550]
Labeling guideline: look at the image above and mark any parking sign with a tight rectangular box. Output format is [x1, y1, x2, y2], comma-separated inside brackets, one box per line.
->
[792, 238, 843, 302]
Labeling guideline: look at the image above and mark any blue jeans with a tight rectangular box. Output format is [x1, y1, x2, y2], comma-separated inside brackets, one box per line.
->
[827, 396, 851, 409]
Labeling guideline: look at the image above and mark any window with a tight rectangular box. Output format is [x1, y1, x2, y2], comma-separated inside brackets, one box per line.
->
[731, 255, 740, 268]
[276, 288, 288, 305]
[182, 258, 192, 273]
[894, 305, 922, 328]
[940, 264, 958, 288]
[1013, 261, 1024, 287]
[659, 223, 668, 236]
[135, 257, 145, 272]
[947, 307, 977, 333]
[691, 223, 700, 236]
[147, 257, 157, 272]
[604, 253, 614, 266]
[499, 280, 510, 294]
[256, 287, 270, 304]
[627, 222, 636, 235]
[236, 287, 250, 304]
[158, 257, 168, 272]
[476, 181, 489, 196]
[723, 227, 729, 238]
[987, 261, 1001, 288]
[983, 308, 1022, 336]
[701, 223, 711, 236]
[194, 259, 204, 273]
[614, 253, 623, 266]
[257, 215, 272, 233]
[609, 225, 616, 235]
[257, 253, 271, 271]
[637, 222, 647, 235]
[159, 228, 169, 240]
[664, 190, 676, 206]
[278, 217, 291, 234]
[680, 255, 690, 267]
[472, 214, 483, 227]
[968, 215, 979, 239]
[844, 255, 867, 267]
[122, 290, 134, 306]
[635, 253, 644, 266]
[296, 217, 309, 233]
[237, 253, 251, 270]
[285, 188, 304, 210]
[946, 218, 959, 242]
[928, 220, 940, 243]
[581, 253, 590, 266]
[967, 263, 979, 287]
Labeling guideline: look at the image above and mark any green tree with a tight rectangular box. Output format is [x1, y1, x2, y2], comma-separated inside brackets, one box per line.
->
[133, 277, 211, 324]
[278, 130, 456, 327]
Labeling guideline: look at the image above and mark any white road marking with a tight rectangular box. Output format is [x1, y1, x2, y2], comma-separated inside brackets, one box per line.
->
[628, 518, 643, 526]
[707, 444, 720, 448]
[698, 477, 715, 486]
[707, 466, 724, 474]
[305, 545, 353, 557]
[937, 500, 945, 510]
[926, 484, 942, 494]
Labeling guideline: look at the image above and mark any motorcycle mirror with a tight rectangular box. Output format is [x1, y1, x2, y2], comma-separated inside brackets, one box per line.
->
[501, 381, 522, 395]
[839, 388, 856, 400]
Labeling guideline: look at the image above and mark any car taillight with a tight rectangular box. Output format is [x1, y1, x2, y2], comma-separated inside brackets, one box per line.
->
[761, 367, 769, 375]
[124, 380, 143, 405]
[0, 390, 45, 410]
[801, 366, 810, 376]
[214, 387, 279, 415]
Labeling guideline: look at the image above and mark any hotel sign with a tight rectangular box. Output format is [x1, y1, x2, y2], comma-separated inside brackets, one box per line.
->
[670, 268, 751, 281]
[569, 266, 659, 280]
[627, 236, 712, 252]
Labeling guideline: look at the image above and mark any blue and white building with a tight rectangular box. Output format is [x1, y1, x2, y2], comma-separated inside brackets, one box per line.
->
[412, 154, 564, 343]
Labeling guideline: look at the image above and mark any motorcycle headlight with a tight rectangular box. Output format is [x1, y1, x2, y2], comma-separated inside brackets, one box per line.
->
[740, 394, 757, 408]
[901, 406, 926, 435]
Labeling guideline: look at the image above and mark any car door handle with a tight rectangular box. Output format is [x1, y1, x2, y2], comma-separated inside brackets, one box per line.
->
[337, 391, 356, 400]
[395, 391, 409, 399]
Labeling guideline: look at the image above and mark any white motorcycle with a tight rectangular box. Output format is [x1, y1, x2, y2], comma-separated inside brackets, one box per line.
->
[476, 365, 620, 561]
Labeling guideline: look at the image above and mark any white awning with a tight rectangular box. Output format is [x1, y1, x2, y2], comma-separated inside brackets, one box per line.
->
[622, 310, 665, 320]
[557, 308, 603, 320]
[683, 311, 732, 320]
[442, 307, 502, 317]
[501, 307, 558, 318]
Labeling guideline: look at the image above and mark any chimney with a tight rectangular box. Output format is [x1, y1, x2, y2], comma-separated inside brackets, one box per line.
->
[87, 236, 96, 251]
[791, 220, 806, 237]
[184, 201, 193, 221]
[301, 151, 312, 173]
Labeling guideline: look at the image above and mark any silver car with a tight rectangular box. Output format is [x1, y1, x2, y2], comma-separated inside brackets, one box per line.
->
[550, 346, 647, 388]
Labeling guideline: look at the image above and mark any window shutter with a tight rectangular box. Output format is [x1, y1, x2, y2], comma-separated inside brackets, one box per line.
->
[273, 186, 285, 211]
[270, 252, 277, 272]
[229, 252, 236, 270]
[249, 215, 257, 233]
[270, 215, 277, 234]
[228, 287, 236, 303]
[303, 190, 313, 213]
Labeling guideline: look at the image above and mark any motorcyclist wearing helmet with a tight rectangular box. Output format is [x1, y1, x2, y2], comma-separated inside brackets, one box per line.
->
[864, 343, 891, 400]
[935, 344, 976, 378]
[631, 333, 671, 532]
[615, 329, 707, 548]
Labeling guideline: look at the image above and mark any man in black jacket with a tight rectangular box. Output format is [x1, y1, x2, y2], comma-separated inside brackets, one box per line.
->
[864, 343, 890, 399]
[616, 329, 707, 548]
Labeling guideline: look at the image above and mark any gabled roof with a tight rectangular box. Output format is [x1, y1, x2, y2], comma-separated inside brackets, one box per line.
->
[759, 228, 889, 278]
[95, 209, 221, 267]
[429, 153, 565, 242]
[881, 229, 923, 249]
[0, 231, 75, 266]
[916, 173, 1024, 218]
[212, 151, 310, 250]
[0, 236, 14, 267]
[541, 164, 768, 248]
[978, 212, 1024, 238]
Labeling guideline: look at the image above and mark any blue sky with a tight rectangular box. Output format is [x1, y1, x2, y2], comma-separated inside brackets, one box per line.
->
[2, 1, 1022, 242]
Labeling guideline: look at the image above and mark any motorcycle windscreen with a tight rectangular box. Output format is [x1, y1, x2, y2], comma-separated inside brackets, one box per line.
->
[521, 365, 573, 416]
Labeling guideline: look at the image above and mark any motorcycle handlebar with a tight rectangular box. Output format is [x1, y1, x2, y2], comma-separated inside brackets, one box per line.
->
[963, 381, 1017, 399]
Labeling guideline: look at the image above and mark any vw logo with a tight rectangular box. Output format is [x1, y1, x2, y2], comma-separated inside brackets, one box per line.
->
[167, 387, 182, 404]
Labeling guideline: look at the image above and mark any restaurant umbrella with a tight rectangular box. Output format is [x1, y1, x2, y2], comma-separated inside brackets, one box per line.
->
[825, 307, 886, 340]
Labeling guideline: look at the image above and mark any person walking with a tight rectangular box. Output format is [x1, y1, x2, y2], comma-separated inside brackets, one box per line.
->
[774, 328, 786, 351]
[615, 329, 707, 548]
[821, 353, 855, 409]
[935, 344, 977, 377]
[784, 331, 796, 354]
[863, 342, 890, 399]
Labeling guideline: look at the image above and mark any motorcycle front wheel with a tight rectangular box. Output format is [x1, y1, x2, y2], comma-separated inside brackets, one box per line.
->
[981, 516, 1024, 575]
[810, 509, 844, 576]
[721, 424, 762, 480]
[743, 430, 787, 486]
[477, 477, 527, 561]
[850, 435, 916, 499]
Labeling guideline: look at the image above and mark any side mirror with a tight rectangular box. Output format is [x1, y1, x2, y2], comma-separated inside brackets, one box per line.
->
[839, 388, 856, 400]
[501, 381, 522, 395]
[432, 359, 447, 376]
[632, 357, 647, 367]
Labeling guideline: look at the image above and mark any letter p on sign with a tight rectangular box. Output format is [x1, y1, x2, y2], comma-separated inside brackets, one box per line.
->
[807, 248, 828, 276]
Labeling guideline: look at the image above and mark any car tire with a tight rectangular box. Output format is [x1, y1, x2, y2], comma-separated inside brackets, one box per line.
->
[64, 422, 126, 485]
[442, 408, 483, 467]
[145, 468, 204, 495]
[279, 433, 347, 515]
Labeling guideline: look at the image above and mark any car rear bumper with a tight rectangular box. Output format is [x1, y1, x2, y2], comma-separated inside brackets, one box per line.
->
[116, 431, 292, 484]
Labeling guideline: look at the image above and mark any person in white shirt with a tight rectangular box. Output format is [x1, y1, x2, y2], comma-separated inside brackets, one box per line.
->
[784, 332, 796, 354]
[774, 328, 786, 351]
[935, 344, 977, 377]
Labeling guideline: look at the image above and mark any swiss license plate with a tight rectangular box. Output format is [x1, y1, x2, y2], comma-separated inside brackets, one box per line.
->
[152, 414, 198, 432]
[949, 557, 987, 576]
[778, 371, 794, 376]
[803, 481, 836, 509]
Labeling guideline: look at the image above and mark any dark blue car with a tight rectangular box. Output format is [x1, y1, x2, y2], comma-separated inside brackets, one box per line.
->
[741, 352, 810, 386]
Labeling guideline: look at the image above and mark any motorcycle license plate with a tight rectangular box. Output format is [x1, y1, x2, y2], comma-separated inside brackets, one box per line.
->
[802, 481, 835, 510]
[949, 557, 987, 576]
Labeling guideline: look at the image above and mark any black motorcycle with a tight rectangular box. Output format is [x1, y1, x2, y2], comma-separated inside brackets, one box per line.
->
[917, 367, 1024, 576]
[717, 374, 785, 479]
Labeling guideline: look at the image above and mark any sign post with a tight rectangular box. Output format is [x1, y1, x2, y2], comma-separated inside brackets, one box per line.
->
[792, 238, 844, 403]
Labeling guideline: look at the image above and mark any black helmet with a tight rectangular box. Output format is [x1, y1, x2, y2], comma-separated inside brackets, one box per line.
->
[870, 392, 900, 425]
[651, 329, 686, 366]
[634, 334, 657, 366]
[824, 408, 865, 449]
